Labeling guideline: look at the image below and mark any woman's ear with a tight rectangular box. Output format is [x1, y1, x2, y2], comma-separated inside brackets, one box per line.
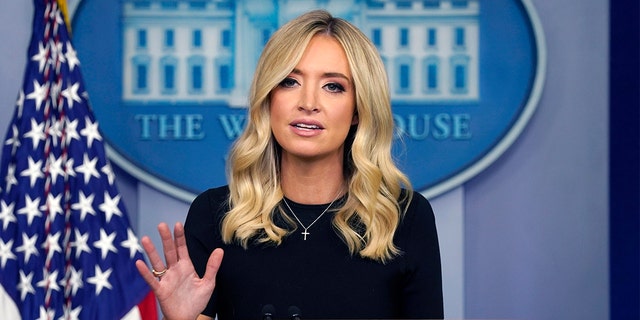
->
[351, 112, 359, 125]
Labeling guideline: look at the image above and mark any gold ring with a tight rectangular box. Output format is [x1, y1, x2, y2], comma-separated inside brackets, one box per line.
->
[151, 268, 168, 277]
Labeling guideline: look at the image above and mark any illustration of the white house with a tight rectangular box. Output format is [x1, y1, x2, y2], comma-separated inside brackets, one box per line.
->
[121, 0, 479, 106]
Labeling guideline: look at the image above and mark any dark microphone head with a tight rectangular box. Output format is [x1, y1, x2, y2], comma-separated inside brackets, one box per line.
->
[288, 305, 302, 320]
[262, 304, 276, 320]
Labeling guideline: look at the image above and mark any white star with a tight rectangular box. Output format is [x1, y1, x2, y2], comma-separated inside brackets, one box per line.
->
[71, 229, 91, 259]
[64, 266, 84, 297]
[65, 118, 80, 145]
[42, 231, 62, 260]
[20, 156, 44, 187]
[17, 270, 35, 301]
[24, 118, 46, 149]
[47, 117, 63, 147]
[49, 40, 65, 72]
[53, 11, 65, 36]
[0, 200, 16, 230]
[47, 154, 65, 184]
[121, 228, 143, 259]
[50, 80, 63, 109]
[75, 153, 100, 184]
[36, 306, 55, 320]
[4, 124, 21, 155]
[4, 164, 18, 193]
[93, 229, 118, 260]
[0, 239, 17, 268]
[17, 195, 42, 226]
[101, 163, 115, 185]
[61, 82, 81, 109]
[26, 79, 50, 111]
[16, 89, 25, 118]
[65, 157, 76, 177]
[31, 41, 49, 72]
[99, 192, 122, 223]
[60, 304, 82, 320]
[16, 233, 39, 263]
[36, 269, 61, 294]
[71, 191, 95, 221]
[65, 41, 80, 71]
[87, 265, 112, 295]
[40, 192, 63, 222]
[80, 117, 102, 148]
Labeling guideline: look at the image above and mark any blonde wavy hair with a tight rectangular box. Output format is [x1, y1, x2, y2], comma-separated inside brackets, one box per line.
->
[221, 9, 412, 262]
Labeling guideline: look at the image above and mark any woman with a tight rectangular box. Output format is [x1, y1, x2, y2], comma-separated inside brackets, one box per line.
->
[136, 9, 443, 320]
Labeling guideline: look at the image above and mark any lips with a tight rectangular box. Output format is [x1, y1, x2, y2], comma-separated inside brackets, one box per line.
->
[290, 120, 324, 130]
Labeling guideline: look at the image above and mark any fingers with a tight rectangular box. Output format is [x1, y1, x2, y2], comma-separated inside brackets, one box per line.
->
[158, 222, 178, 267]
[202, 248, 224, 284]
[141, 235, 167, 274]
[140, 222, 188, 273]
[173, 222, 191, 263]
[139, 222, 207, 280]
[135, 259, 160, 291]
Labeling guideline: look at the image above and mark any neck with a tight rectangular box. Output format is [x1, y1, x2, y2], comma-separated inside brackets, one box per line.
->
[280, 155, 345, 204]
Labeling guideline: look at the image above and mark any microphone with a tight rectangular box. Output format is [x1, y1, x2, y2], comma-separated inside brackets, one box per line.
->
[262, 304, 276, 320]
[288, 305, 302, 320]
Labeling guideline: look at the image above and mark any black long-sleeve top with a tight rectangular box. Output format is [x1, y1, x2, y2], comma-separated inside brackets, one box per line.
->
[184, 186, 443, 319]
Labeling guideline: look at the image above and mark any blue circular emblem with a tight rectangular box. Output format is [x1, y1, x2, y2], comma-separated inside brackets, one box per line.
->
[73, 0, 545, 202]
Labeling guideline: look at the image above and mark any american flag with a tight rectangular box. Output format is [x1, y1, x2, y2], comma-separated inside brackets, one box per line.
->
[0, 0, 157, 319]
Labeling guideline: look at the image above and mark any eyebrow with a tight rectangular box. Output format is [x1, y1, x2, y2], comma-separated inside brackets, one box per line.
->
[291, 68, 352, 83]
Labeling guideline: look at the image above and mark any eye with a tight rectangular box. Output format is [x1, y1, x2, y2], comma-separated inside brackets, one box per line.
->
[324, 82, 345, 93]
[279, 77, 299, 88]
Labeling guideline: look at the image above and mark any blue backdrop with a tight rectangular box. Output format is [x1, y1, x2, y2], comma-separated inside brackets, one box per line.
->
[0, 1, 633, 319]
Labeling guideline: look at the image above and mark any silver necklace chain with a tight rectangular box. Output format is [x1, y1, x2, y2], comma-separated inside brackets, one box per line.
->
[282, 193, 341, 240]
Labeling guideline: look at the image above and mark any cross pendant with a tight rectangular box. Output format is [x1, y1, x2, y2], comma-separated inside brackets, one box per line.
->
[302, 229, 310, 240]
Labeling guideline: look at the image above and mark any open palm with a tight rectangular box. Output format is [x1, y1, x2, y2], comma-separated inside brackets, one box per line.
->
[136, 222, 223, 320]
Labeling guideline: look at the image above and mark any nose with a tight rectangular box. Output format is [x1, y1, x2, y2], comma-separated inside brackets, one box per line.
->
[298, 86, 319, 113]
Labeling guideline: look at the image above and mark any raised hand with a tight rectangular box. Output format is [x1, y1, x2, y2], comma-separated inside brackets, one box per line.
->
[135, 222, 224, 320]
